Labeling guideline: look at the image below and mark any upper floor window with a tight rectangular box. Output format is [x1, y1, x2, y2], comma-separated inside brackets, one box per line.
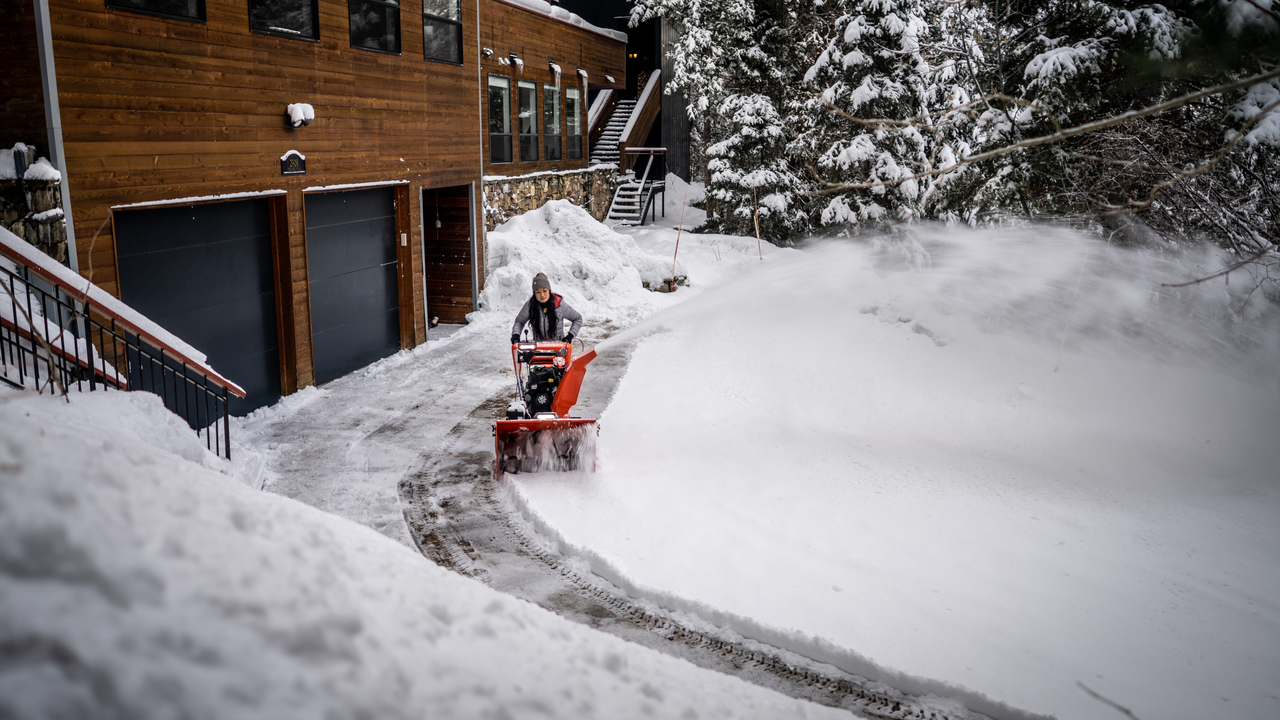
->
[565, 87, 583, 160]
[517, 80, 538, 162]
[488, 76, 512, 164]
[250, 0, 320, 41]
[350, 0, 400, 54]
[423, 0, 462, 65]
[106, 0, 205, 23]
[543, 84, 562, 162]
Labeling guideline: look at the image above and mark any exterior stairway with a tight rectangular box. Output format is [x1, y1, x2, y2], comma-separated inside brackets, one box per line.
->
[605, 149, 666, 226]
[606, 180, 644, 223]
[588, 99, 635, 166]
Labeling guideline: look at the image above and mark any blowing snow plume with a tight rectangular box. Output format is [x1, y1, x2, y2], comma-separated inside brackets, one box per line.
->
[518, 223, 1280, 720]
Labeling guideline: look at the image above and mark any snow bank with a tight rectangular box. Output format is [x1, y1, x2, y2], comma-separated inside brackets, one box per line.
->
[515, 225, 1280, 720]
[475, 199, 677, 333]
[0, 389, 848, 720]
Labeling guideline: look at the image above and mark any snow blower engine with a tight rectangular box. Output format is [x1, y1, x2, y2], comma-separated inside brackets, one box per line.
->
[495, 341, 598, 478]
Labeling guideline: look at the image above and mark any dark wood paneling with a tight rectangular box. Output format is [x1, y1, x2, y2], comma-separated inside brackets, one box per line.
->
[0, 0, 49, 150]
[47, 0, 622, 389]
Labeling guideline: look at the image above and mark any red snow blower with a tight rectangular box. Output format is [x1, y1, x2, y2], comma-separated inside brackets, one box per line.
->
[495, 341, 598, 478]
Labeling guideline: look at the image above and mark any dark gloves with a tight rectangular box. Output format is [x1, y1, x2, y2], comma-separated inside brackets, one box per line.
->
[511, 334, 520, 344]
[562, 333, 575, 344]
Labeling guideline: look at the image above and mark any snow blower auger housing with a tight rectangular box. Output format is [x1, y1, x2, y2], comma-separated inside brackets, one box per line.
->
[495, 341, 598, 478]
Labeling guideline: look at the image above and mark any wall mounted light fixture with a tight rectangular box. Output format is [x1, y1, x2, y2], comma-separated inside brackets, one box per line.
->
[286, 103, 314, 129]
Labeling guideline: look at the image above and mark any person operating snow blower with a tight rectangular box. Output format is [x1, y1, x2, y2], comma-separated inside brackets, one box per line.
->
[496, 272, 596, 478]
[510, 272, 582, 345]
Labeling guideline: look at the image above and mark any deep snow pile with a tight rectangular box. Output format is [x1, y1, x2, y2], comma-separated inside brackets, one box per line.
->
[0, 389, 850, 719]
[475, 197, 785, 338]
[513, 226, 1280, 720]
[477, 199, 676, 330]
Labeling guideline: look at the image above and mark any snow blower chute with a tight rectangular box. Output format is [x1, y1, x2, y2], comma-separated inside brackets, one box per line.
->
[495, 341, 598, 478]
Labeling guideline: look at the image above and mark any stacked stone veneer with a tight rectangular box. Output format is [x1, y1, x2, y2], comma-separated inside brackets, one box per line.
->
[482, 166, 620, 231]
[1, 146, 69, 265]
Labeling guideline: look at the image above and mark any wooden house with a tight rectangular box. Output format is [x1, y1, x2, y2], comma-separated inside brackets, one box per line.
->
[1, 0, 626, 413]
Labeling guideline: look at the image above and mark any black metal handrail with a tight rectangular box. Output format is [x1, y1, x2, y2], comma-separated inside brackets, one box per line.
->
[1, 257, 236, 459]
[625, 148, 667, 225]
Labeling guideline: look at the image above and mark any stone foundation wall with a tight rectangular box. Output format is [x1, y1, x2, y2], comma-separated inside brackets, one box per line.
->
[481, 166, 620, 232]
[2, 146, 69, 265]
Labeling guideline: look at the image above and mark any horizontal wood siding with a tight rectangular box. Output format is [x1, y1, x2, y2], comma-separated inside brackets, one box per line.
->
[0, 0, 49, 151]
[38, 0, 621, 390]
[479, 0, 625, 177]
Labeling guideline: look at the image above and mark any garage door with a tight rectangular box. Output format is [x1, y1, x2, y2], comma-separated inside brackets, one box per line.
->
[113, 199, 280, 416]
[305, 187, 400, 385]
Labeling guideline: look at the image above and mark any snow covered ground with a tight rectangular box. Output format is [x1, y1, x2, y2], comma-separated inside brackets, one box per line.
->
[7, 181, 1277, 719]
[0, 389, 848, 719]
[513, 204, 1280, 720]
[241, 185, 1280, 720]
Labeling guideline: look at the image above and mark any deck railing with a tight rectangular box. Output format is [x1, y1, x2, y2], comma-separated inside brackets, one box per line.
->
[1, 234, 244, 458]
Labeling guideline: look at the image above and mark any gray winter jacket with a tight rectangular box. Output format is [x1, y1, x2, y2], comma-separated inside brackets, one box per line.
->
[511, 294, 583, 341]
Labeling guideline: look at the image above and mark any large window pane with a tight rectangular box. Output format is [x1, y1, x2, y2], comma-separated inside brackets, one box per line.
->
[543, 84, 562, 162]
[350, 0, 400, 54]
[488, 76, 512, 164]
[566, 87, 583, 160]
[518, 80, 538, 163]
[107, 0, 205, 22]
[424, 0, 462, 64]
[249, 0, 319, 41]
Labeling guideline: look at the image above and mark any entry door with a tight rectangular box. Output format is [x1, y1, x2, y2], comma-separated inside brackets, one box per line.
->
[113, 199, 280, 416]
[304, 187, 400, 385]
[421, 185, 474, 325]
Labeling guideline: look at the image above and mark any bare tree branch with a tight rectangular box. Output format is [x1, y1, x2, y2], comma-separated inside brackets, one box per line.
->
[1160, 248, 1272, 287]
[810, 66, 1280, 194]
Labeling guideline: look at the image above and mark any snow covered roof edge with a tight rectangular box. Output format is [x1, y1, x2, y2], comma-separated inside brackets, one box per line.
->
[496, 0, 628, 43]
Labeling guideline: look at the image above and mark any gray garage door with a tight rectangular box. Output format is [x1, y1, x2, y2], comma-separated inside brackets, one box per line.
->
[113, 199, 281, 416]
[305, 187, 400, 385]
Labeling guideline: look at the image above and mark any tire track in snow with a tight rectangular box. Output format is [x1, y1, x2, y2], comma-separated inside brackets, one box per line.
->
[399, 395, 1005, 720]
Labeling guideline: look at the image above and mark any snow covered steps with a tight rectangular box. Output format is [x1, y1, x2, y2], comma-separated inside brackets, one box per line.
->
[589, 99, 636, 166]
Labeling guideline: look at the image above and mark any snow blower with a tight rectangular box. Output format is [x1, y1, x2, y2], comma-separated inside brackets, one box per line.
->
[495, 341, 598, 478]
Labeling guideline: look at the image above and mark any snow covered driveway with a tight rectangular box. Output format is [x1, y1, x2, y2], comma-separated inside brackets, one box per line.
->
[232, 195, 1279, 720]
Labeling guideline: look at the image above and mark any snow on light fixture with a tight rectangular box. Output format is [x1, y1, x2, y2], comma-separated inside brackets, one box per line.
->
[286, 103, 314, 128]
[577, 68, 588, 80]
[549, 62, 562, 76]
[482, 47, 494, 58]
[604, 74, 616, 84]
[509, 53, 524, 72]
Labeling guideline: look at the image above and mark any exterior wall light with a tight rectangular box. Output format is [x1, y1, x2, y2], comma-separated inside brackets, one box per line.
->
[286, 103, 314, 129]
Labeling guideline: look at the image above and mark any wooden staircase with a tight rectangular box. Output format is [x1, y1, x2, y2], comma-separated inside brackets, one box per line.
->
[589, 99, 635, 166]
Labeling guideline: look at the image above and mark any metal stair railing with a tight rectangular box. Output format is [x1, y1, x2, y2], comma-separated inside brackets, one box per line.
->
[607, 148, 667, 226]
[1, 230, 245, 458]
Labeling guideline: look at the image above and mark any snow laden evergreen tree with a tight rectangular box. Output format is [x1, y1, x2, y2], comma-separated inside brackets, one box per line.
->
[704, 93, 809, 239]
[936, 0, 1280, 252]
[632, 0, 813, 242]
[793, 0, 970, 230]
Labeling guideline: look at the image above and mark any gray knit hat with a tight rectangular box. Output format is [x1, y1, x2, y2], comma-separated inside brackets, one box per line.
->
[532, 272, 551, 292]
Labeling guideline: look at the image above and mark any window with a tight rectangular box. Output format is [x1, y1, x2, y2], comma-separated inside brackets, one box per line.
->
[106, 0, 205, 23]
[423, 0, 462, 64]
[350, 0, 400, 54]
[488, 76, 512, 164]
[249, 0, 319, 41]
[543, 84, 562, 162]
[565, 87, 583, 160]
[517, 80, 538, 162]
